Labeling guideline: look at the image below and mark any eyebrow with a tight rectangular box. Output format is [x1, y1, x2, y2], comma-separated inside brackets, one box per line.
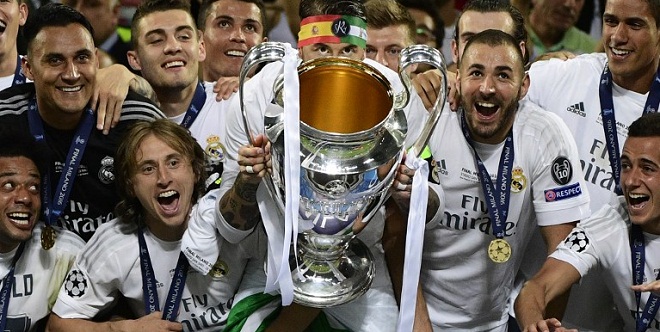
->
[216, 15, 262, 27]
[0, 172, 40, 180]
[144, 25, 195, 39]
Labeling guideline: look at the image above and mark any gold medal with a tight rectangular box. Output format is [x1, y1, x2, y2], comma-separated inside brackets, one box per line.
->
[41, 225, 56, 250]
[488, 239, 511, 263]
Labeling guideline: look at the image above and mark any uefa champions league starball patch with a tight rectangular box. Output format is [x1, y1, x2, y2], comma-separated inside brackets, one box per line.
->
[65, 269, 88, 298]
[563, 229, 590, 253]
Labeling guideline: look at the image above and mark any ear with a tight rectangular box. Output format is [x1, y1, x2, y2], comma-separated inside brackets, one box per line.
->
[519, 72, 530, 100]
[127, 50, 142, 71]
[19, 2, 27, 26]
[451, 39, 459, 64]
[197, 30, 207, 62]
[22, 56, 33, 81]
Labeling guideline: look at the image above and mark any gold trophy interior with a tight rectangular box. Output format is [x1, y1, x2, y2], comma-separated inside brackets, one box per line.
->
[298, 58, 393, 134]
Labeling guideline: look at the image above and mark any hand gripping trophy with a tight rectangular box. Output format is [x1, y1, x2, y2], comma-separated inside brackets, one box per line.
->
[238, 41, 447, 309]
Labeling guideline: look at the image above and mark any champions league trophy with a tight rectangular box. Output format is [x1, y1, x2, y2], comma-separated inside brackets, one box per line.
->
[239, 42, 447, 308]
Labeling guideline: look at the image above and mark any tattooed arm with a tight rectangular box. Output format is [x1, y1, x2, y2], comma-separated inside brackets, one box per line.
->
[218, 134, 271, 231]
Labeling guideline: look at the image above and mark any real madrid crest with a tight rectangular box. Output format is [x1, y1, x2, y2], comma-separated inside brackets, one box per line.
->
[210, 259, 229, 278]
[205, 135, 227, 163]
[510, 167, 526, 193]
[98, 156, 114, 184]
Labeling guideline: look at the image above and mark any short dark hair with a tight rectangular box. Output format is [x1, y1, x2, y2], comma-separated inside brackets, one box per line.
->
[629, 113, 660, 138]
[299, 0, 366, 21]
[114, 119, 206, 225]
[461, 29, 525, 70]
[23, 3, 95, 55]
[455, 0, 527, 63]
[0, 129, 49, 181]
[365, 0, 416, 44]
[131, 0, 194, 49]
[397, 0, 445, 45]
[197, 0, 267, 33]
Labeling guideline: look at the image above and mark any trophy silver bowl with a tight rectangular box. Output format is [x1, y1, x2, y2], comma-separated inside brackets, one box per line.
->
[239, 42, 446, 308]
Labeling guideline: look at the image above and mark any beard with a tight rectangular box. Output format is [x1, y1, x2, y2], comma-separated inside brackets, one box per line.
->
[460, 96, 519, 143]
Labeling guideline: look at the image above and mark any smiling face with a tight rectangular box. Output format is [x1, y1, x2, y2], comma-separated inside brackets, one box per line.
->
[0, 157, 40, 253]
[201, 0, 264, 81]
[128, 9, 205, 93]
[458, 41, 528, 144]
[621, 136, 660, 234]
[24, 23, 98, 130]
[602, 0, 660, 92]
[0, 0, 27, 60]
[131, 134, 196, 241]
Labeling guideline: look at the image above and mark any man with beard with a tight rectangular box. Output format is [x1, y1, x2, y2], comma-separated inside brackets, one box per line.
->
[395, 29, 590, 330]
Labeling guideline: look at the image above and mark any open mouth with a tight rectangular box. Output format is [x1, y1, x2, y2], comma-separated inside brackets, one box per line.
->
[158, 190, 180, 213]
[0, 21, 6, 34]
[163, 61, 185, 69]
[628, 193, 650, 207]
[7, 212, 30, 226]
[475, 101, 499, 117]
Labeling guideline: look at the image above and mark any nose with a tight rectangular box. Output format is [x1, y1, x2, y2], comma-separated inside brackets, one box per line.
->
[164, 35, 182, 54]
[229, 27, 246, 43]
[375, 51, 389, 68]
[61, 60, 80, 82]
[479, 75, 496, 95]
[14, 186, 34, 206]
[610, 24, 628, 45]
[156, 165, 172, 186]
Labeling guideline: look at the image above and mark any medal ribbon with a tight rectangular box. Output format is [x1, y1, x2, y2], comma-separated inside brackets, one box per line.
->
[180, 82, 207, 129]
[27, 99, 95, 227]
[137, 228, 189, 321]
[12, 55, 26, 86]
[598, 64, 660, 195]
[460, 111, 514, 239]
[630, 224, 660, 332]
[0, 242, 26, 331]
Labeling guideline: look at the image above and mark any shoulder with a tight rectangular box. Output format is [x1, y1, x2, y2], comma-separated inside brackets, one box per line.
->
[76, 218, 138, 266]
[515, 100, 571, 134]
[529, 52, 606, 77]
[0, 83, 33, 116]
[118, 91, 166, 122]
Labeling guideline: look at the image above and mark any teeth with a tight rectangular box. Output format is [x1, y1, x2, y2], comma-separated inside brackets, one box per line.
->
[0, 21, 6, 29]
[611, 48, 630, 56]
[164, 61, 184, 68]
[226, 50, 246, 57]
[629, 193, 648, 199]
[159, 190, 177, 198]
[8, 212, 28, 219]
[477, 102, 496, 108]
[61, 86, 82, 92]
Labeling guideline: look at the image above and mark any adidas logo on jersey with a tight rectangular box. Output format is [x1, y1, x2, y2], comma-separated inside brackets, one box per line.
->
[566, 102, 586, 117]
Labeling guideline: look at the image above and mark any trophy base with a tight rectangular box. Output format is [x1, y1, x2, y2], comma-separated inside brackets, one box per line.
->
[290, 238, 375, 308]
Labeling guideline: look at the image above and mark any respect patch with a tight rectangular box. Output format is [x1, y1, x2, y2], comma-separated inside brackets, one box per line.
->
[544, 183, 582, 202]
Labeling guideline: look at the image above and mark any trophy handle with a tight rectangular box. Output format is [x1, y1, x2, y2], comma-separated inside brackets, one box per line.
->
[239, 41, 288, 145]
[397, 45, 448, 157]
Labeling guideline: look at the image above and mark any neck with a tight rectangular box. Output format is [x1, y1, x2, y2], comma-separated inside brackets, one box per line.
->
[0, 242, 20, 254]
[37, 101, 84, 131]
[529, 14, 564, 48]
[145, 217, 187, 242]
[0, 48, 19, 77]
[155, 81, 199, 118]
[611, 59, 659, 94]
